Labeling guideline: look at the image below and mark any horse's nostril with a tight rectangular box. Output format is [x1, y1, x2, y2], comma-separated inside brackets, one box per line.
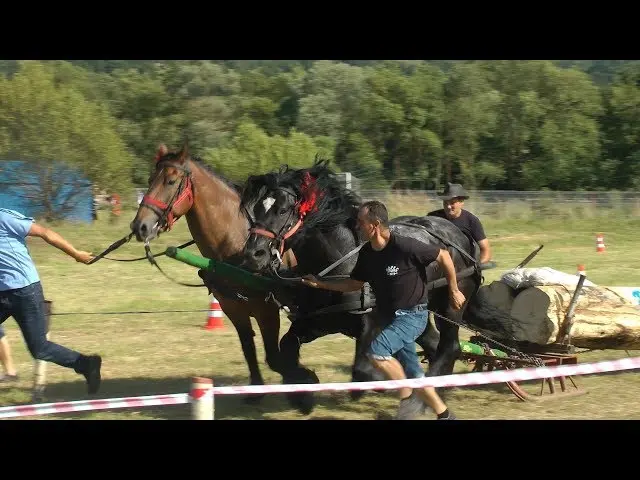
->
[140, 223, 148, 235]
[254, 249, 266, 258]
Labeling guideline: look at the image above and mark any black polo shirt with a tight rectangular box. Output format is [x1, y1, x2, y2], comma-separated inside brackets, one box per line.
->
[427, 209, 486, 243]
[350, 233, 441, 315]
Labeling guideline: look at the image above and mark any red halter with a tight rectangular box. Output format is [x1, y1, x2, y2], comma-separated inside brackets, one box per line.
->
[140, 159, 194, 231]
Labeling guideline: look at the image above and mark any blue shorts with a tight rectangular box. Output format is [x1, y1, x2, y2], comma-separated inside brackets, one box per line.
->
[367, 304, 429, 379]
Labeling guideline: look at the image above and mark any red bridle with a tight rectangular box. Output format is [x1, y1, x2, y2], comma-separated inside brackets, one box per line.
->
[249, 217, 304, 257]
[140, 160, 194, 232]
[248, 173, 323, 259]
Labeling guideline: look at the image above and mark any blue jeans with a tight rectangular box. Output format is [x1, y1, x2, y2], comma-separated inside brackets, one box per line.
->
[0, 282, 81, 368]
[368, 304, 429, 379]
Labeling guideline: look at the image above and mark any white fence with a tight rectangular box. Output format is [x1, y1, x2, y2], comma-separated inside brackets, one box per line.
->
[358, 190, 640, 220]
[127, 188, 640, 220]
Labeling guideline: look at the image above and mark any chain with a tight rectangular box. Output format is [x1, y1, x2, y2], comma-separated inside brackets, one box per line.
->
[429, 310, 546, 368]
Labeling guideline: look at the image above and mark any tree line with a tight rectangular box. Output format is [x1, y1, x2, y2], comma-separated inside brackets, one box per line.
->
[1, 60, 638, 209]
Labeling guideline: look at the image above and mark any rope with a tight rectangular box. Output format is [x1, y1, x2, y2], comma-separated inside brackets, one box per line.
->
[49, 309, 211, 316]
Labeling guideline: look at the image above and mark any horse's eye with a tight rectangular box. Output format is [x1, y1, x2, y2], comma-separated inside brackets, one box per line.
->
[167, 179, 177, 186]
[279, 208, 288, 215]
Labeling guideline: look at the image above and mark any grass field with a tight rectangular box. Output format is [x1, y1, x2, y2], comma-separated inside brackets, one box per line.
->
[1, 207, 640, 420]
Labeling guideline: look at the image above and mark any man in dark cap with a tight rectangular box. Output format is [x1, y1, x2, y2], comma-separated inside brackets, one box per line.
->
[427, 183, 492, 264]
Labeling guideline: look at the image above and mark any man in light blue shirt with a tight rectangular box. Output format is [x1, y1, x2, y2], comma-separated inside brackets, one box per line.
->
[0, 208, 102, 394]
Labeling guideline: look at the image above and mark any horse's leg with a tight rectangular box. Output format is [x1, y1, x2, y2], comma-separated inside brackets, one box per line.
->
[350, 311, 385, 401]
[415, 314, 440, 365]
[279, 313, 360, 415]
[415, 263, 442, 366]
[219, 299, 265, 404]
[255, 303, 283, 374]
[278, 326, 320, 415]
[426, 278, 477, 378]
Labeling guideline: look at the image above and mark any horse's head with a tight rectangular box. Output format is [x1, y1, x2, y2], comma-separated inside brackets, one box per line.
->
[239, 161, 330, 273]
[130, 142, 195, 242]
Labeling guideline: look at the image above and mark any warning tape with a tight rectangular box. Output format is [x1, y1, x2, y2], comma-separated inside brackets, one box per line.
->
[211, 355, 640, 395]
[0, 393, 188, 419]
[1, 356, 639, 419]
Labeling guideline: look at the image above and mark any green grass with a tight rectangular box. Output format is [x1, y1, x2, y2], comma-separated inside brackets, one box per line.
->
[1, 208, 640, 420]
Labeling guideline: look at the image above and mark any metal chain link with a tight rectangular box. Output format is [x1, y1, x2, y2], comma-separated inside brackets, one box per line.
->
[429, 310, 547, 368]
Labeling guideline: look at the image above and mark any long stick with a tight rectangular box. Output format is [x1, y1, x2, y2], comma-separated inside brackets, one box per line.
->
[515, 244, 544, 269]
[561, 272, 587, 345]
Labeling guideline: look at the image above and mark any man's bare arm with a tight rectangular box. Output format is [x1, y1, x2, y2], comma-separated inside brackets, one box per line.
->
[28, 224, 93, 264]
[478, 238, 491, 264]
[435, 249, 466, 310]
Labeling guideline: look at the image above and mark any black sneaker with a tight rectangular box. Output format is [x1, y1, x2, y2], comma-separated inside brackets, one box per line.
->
[438, 411, 458, 420]
[74, 355, 102, 394]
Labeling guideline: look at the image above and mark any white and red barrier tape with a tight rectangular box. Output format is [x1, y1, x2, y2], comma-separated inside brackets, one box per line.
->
[212, 355, 640, 395]
[1, 356, 639, 419]
[0, 393, 188, 419]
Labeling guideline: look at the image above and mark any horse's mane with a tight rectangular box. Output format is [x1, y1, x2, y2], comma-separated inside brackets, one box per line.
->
[160, 150, 244, 195]
[240, 156, 362, 234]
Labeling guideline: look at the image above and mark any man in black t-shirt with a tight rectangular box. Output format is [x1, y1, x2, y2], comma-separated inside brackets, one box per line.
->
[428, 183, 492, 264]
[301, 200, 464, 420]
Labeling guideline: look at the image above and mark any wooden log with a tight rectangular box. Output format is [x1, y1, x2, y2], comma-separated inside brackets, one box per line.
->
[463, 280, 518, 339]
[603, 286, 640, 306]
[509, 285, 640, 349]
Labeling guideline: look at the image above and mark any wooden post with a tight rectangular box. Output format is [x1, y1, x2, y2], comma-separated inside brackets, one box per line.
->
[561, 273, 587, 345]
[32, 300, 52, 402]
[190, 377, 214, 420]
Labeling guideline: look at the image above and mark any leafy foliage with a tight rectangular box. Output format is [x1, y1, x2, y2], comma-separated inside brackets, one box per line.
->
[1, 59, 639, 220]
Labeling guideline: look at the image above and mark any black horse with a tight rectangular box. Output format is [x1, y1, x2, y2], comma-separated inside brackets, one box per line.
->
[238, 159, 483, 416]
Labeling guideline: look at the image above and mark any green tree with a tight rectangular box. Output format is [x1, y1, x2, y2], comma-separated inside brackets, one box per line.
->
[0, 61, 134, 219]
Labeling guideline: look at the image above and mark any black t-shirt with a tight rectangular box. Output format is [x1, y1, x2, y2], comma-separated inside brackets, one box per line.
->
[350, 233, 441, 315]
[427, 209, 486, 243]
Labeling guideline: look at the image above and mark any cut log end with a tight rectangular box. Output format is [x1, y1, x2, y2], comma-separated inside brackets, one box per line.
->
[509, 286, 558, 344]
[465, 279, 640, 350]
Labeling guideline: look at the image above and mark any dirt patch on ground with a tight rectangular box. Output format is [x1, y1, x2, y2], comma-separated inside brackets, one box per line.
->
[492, 234, 546, 242]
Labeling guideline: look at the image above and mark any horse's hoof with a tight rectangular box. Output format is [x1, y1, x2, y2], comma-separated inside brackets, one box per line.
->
[287, 392, 315, 415]
[243, 393, 266, 405]
[350, 390, 366, 401]
[283, 368, 319, 415]
[350, 368, 379, 401]
[32, 386, 46, 403]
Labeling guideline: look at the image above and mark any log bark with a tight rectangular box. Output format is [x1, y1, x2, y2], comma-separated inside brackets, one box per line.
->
[509, 285, 640, 349]
[464, 280, 640, 350]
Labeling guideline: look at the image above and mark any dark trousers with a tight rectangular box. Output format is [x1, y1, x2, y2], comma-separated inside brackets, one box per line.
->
[0, 282, 81, 368]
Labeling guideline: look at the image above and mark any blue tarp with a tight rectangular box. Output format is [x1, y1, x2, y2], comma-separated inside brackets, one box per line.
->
[0, 160, 94, 223]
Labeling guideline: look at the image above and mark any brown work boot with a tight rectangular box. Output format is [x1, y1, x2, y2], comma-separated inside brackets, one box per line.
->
[394, 391, 428, 420]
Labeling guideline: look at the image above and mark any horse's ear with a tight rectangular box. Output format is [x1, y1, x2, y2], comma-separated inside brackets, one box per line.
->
[313, 153, 328, 167]
[178, 137, 190, 164]
[240, 175, 262, 207]
[155, 144, 168, 163]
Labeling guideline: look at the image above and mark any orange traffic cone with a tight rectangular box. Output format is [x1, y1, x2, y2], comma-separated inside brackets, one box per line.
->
[596, 233, 605, 253]
[204, 294, 224, 330]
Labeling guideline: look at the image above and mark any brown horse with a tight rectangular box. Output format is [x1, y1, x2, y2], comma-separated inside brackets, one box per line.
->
[129, 142, 287, 402]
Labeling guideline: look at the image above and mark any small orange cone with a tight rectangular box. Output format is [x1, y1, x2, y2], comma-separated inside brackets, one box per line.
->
[577, 264, 586, 276]
[204, 294, 224, 330]
[596, 233, 605, 253]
